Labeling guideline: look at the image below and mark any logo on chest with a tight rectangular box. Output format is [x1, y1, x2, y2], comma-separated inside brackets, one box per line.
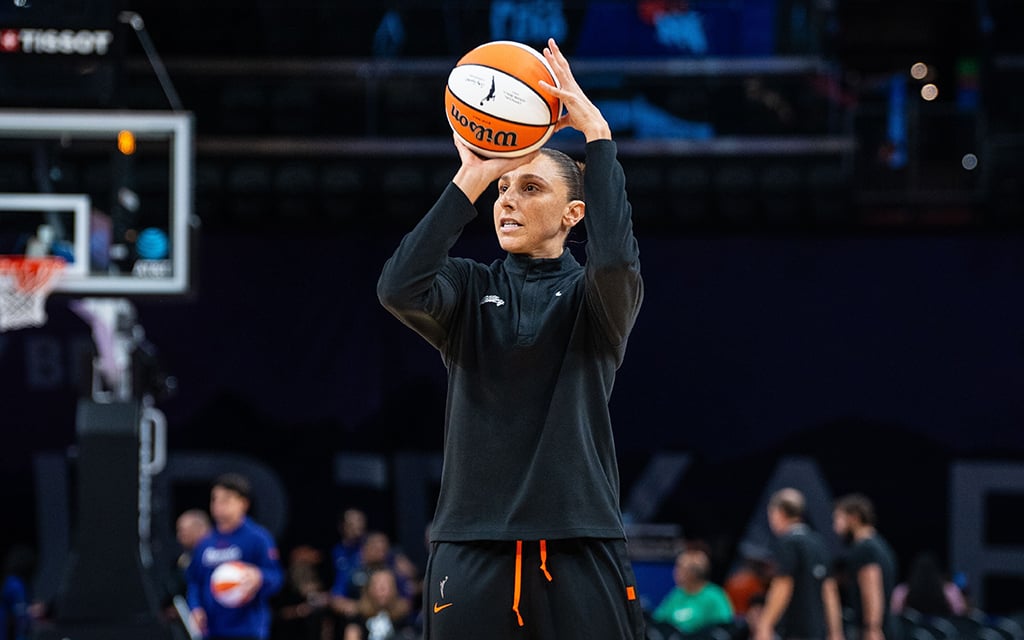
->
[480, 295, 505, 307]
[202, 546, 243, 566]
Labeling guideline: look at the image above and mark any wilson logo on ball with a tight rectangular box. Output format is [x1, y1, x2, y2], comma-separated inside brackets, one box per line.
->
[445, 40, 561, 158]
[449, 103, 519, 149]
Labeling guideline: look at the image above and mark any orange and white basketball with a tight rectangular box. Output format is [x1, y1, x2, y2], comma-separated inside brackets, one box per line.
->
[445, 40, 561, 158]
[210, 560, 254, 608]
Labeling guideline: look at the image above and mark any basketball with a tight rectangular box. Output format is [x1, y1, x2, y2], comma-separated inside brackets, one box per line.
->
[210, 561, 254, 608]
[445, 40, 561, 158]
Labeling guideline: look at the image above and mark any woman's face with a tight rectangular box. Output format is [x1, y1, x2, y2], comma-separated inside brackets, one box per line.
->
[493, 153, 583, 259]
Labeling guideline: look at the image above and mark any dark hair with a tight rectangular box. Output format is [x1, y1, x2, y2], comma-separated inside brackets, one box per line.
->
[904, 552, 953, 615]
[539, 148, 584, 202]
[835, 493, 876, 526]
[214, 472, 251, 500]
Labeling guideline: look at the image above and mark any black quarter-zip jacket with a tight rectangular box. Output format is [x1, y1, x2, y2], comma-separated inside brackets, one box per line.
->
[377, 139, 643, 542]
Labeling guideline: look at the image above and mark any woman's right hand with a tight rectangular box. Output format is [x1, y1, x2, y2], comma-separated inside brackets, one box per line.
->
[540, 38, 610, 142]
[451, 134, 538, 203]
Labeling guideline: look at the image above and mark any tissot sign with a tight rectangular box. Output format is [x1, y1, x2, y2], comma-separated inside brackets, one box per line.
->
[0, 27, 114, 55]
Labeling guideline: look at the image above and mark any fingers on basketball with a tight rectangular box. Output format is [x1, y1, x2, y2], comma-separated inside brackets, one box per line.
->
[445, 41, 561, 158]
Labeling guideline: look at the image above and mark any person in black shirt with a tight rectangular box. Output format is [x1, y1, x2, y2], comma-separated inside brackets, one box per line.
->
[755, 488, 843, 640]
[378, 38, 644, 640]
[833, 493, 898, 640]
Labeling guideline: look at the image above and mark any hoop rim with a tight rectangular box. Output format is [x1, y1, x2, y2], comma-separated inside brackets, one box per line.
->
[0, 255, 66, 291]
[0, 255, 68, 265]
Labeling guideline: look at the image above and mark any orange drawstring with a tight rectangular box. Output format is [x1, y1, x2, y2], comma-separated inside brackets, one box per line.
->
[539, 539, 552, 582]
[512, 540, 524, 627]
[513, 540, 554, 627]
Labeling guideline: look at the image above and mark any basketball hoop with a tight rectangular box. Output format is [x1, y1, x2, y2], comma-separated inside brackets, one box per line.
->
[0, 256, 65, 331]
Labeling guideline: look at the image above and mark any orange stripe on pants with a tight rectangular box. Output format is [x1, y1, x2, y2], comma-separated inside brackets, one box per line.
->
[512, 540, 524, 627]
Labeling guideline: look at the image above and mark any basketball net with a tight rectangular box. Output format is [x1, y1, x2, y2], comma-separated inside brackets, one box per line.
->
[0, 256, 65, 331]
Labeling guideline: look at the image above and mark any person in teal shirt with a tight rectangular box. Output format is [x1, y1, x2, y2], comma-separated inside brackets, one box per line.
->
[652, 547, 735, 634]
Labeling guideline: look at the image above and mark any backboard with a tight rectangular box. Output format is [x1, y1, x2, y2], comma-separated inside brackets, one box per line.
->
[0, 109, 194, 296]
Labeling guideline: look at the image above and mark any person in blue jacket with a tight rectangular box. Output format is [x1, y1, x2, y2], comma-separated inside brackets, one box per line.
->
[1, 546, 34, 640]
[186, 473, 284, 640]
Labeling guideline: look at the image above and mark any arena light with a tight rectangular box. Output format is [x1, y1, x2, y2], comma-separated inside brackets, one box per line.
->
[117, 129, 137, 155]
[910, 62, 929, 80]
[962, 153, 979, 171]
[921, 83, 939, 101]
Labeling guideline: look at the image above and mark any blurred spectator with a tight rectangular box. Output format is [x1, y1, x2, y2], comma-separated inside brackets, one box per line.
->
[185, 472, 284, 640]
[541, 0, 718, 141]
[342, 567, 415, 640]
[271, 545, 332, 640]
[832, 493, 897, 640]
[890, 552, 967, 617]
[331, 509, 368, 600]
[755, 488, 843, 640]
[575, 0, 709, 56]
[161, 509, 212, 628]
[1, 546, 35, 640]
[575, 0, 779, 58]
[176, 509, 212, 581]
[330, 532, 416, 625]
[724, 542, 775, 616]
[650, 546, 735, 634]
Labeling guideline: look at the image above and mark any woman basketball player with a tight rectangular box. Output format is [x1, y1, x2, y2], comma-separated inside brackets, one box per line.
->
[378, 38, 645, 640]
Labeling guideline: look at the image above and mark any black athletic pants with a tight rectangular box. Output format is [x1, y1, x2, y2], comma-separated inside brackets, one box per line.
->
[421, 538, 646, 640]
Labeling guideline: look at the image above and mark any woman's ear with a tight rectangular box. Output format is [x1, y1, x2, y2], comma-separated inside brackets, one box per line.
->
[563, 200, 585, 228]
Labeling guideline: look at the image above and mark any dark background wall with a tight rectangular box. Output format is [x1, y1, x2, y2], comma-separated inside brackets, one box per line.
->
[2, 0, 1023, 619]
[4, 229, 1024, 607]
